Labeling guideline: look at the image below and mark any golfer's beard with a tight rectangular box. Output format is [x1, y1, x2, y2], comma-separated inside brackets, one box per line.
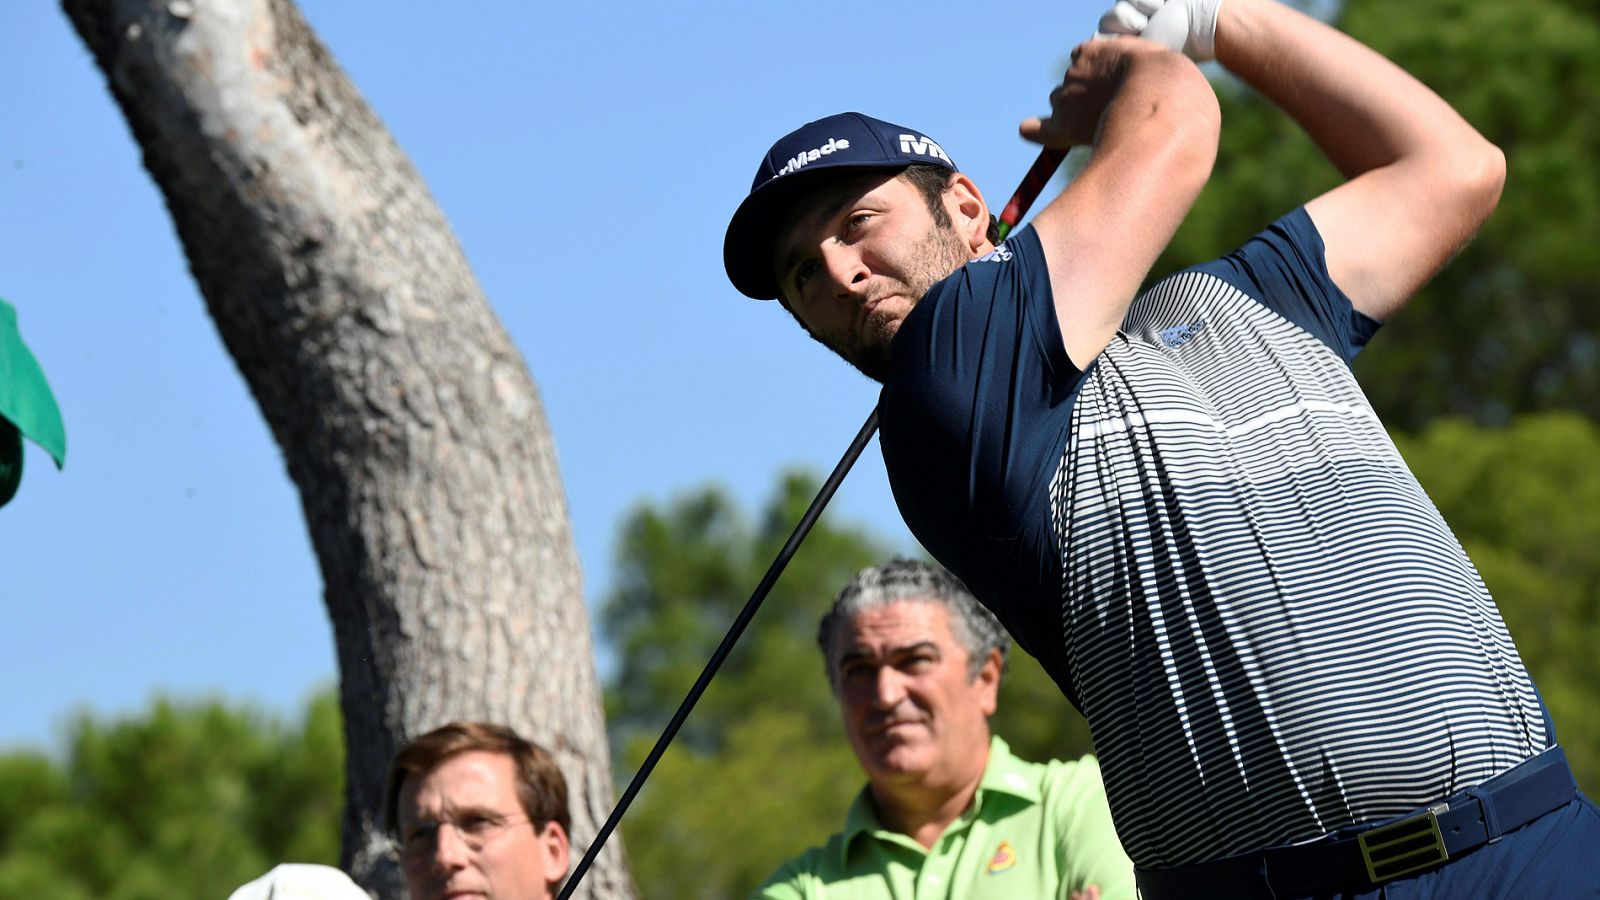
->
[837, 225, 971, 383]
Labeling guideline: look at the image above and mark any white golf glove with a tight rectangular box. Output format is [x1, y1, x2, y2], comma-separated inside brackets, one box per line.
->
[1096, 0, 1222, 62]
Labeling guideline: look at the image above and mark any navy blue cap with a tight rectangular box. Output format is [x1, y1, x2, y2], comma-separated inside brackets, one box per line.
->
[723, 112, 959, 300]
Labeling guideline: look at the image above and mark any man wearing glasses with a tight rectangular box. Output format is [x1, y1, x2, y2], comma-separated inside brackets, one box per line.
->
[386, 722, 570, 900]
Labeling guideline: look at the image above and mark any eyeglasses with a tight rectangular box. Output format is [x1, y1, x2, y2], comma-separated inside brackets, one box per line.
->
[398, 811, 530, 860]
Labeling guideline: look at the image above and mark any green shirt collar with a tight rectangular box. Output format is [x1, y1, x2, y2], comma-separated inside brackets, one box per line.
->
[837, 735, 1038, 865]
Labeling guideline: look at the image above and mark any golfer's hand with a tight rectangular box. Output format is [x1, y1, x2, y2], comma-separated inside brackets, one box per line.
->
[1096, 0, 1222, 62]
[1019, 39, 1172, 149]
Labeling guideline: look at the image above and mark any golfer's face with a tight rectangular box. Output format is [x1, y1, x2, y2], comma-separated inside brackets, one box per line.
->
[831, 601, 999, 789]
[772, 172, 969, 382]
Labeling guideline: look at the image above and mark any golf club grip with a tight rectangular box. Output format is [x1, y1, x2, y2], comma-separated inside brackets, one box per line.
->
[558, 408, 880, 900]
[997, 146, 1069, 240]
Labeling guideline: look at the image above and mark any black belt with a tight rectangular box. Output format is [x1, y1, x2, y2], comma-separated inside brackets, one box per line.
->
[1135, 746, 1578, 899]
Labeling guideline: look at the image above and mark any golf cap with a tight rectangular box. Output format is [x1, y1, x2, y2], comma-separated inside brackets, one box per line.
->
[723, 112, 959, 300]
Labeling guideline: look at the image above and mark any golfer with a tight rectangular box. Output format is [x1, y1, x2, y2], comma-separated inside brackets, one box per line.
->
[720, 0, 1599, 896]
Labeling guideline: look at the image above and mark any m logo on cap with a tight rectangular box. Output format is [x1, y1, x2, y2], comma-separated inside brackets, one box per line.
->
[898, 133, 951, 165]
[777, 137, 853, 177]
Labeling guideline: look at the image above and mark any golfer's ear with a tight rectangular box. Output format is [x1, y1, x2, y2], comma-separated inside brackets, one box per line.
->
[946, 173, 990, 252]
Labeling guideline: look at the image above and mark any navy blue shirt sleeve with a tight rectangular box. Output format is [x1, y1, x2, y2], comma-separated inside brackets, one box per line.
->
[1191, 207, 1381, 364]
[878, 226, 1078, 662]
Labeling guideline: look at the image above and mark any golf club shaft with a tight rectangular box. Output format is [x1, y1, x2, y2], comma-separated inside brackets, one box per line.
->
[558, 409, 880, 899]
[559, 146, 1070, 900]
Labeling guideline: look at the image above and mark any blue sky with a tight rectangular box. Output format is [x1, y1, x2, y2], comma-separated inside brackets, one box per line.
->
[0, 0, 1097, 750]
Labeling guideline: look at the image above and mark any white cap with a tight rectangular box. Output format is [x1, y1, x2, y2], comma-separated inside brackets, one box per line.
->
[227, 864, 371, 900]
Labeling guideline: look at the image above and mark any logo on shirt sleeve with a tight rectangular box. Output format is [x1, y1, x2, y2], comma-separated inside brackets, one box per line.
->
[986, 840, 1018, 874]
[977, 243, 1013, 263]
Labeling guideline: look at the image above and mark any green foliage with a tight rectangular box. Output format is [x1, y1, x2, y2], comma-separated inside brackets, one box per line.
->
[601, 471, 1094, 899]
[601, 471, 891, 899]
[616, 708, 861, 900]
[991, 654, 1095, 765]
[603, 470, 895, 758]
[1158, 0, 1600, 427]
[1394, 412, 1600, 796]
[0, 690, 344, 900]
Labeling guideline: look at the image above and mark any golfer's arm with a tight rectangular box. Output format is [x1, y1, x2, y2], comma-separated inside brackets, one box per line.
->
[1214, 0, 1505, 321]
[1031, 50, 1219, 369]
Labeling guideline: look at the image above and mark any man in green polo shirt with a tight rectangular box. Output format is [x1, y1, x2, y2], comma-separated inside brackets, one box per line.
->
[754, 559, 1133, 899]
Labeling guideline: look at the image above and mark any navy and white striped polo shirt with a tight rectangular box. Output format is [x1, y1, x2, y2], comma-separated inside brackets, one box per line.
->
[880, 210, 1547, 866]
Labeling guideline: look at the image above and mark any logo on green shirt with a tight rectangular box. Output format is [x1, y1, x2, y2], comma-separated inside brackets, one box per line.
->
[986, 840, 1017, 874]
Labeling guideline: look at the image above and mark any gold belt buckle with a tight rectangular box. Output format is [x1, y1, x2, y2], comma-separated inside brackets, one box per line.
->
[1356, 802, 1450, 883]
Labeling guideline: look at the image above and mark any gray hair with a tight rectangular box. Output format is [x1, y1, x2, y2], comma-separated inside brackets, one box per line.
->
[817, 558, 1009, 690]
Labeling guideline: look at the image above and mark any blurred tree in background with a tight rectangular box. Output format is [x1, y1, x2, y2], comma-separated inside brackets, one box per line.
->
[1159, 0, 1600, 427]
[0, 691, 341, 899]
[599, 472, 888, 900]
[602, 471, 891, 757]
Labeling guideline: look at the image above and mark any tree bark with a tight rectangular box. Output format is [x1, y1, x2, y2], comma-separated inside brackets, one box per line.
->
[61, 1, 633, 896]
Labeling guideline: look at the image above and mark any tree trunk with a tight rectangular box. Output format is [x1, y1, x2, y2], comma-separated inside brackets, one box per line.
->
[60, 1, 633, 896]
